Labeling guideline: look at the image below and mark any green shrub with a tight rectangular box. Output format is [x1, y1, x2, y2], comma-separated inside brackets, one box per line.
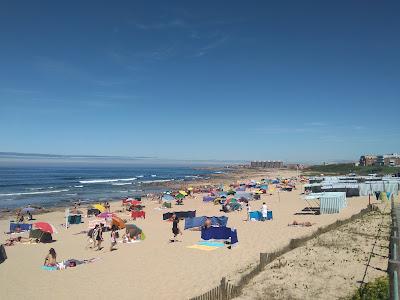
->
[349, 276, 389, 300]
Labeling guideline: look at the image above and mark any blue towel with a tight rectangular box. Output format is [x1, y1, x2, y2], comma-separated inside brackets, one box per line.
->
[201, 226, 238, 244]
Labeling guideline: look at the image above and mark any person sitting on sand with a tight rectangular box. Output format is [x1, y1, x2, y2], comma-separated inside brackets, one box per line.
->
[288, 220, 312, 227]
[203, 218, 212, 229]
[44, 248, 57, 266]
[4, 236, 34, 246]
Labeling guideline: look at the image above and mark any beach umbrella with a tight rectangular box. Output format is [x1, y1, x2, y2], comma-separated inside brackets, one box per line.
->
[162, 194, 174, 202]
[175, 193, 185, 200]
[21, 207, 35, 214]
[92, 204, 106, 212]
[33, 222, 57, 234]
[97, 212, 115, 219]
[112, 216, 125, 229]
[179, 191, 188, 196]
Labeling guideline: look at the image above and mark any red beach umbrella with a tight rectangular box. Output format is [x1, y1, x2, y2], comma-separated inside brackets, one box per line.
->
[33, 222, 57, 234]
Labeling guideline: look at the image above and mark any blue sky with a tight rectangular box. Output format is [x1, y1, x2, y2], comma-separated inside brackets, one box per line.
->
[0, 1, 399, 163]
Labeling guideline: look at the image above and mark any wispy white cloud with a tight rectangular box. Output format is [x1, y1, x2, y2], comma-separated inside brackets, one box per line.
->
[133, 19, 187, 30]
[193, 34, 229, 57]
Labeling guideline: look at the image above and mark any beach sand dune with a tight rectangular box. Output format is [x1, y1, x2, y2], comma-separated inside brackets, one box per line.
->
[0, 170, 376, 300]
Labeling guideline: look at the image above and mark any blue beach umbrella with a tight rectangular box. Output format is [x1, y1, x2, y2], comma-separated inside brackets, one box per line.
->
[22, 207, 35, 214]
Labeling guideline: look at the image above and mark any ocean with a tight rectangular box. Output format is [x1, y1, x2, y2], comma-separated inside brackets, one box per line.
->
[0, 165, 216, 209]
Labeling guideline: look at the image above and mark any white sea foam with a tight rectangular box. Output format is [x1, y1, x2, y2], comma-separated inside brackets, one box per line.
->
[137, 175, 144, 178]
[79, 178, 137, 184]
[74, 185, 84, 188]
[111, 182, 132, 186]
[185, 175, 200, 178]
[151, 175, 157, 177]
[0, 189, 70, 197]
[142, 179, 174, 184]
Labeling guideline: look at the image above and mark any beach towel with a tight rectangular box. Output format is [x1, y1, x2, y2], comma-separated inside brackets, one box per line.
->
[184, 216, 228, 230]
[201, 226, 238, 244]
[41, 265, 58, 271]
[187, 241, 225, 251]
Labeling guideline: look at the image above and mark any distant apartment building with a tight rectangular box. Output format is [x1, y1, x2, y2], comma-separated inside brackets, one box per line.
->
[359, 153, 400, 166]
[384, 154, 400, 166]
[359, 155, 378, 166]
[250, 160, 284, 168]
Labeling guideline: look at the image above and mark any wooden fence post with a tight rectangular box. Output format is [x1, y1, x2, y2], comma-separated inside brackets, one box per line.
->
[220, 277, 227, 300]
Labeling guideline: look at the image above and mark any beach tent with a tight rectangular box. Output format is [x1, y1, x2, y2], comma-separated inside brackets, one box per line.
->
[175, 193, 185, 200]
[235, 191, 253, 201]
[162, 194, 174, 202]
[87, 208, 101, 216]
[203, 195, 215, 202]
[93, 204, 106, 212]
[29, 229, 53, 243]
[125, 224, 143, 239]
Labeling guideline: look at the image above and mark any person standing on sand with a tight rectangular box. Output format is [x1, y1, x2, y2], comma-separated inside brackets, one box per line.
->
[110, 227, 118, 251]
[170, 213, 182, 242]
[96, 223, 104, 250]
[246, 203, 252, 221]
[261, 202, 268, 221]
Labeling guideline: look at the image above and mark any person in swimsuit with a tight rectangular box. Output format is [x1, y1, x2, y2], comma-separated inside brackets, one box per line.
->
[44, 248, 57, 266]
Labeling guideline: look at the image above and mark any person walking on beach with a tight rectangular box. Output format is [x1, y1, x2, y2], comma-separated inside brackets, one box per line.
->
[91, 225, 99, 249]
[96, 223, 104, 250]
[110, 227, 118, 251]
[170, 213, 182, 243]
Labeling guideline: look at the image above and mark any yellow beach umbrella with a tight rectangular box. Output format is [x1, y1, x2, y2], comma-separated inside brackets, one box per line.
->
[179, 191, 188, 196]
[93, 204, 106, 212]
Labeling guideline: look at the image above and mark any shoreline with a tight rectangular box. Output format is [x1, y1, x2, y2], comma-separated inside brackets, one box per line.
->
[0, 167, 274, 220]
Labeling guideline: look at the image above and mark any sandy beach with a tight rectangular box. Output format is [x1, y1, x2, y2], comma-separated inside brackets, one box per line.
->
[0, 170, 378, 299]
[238, 208, 390, 299]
